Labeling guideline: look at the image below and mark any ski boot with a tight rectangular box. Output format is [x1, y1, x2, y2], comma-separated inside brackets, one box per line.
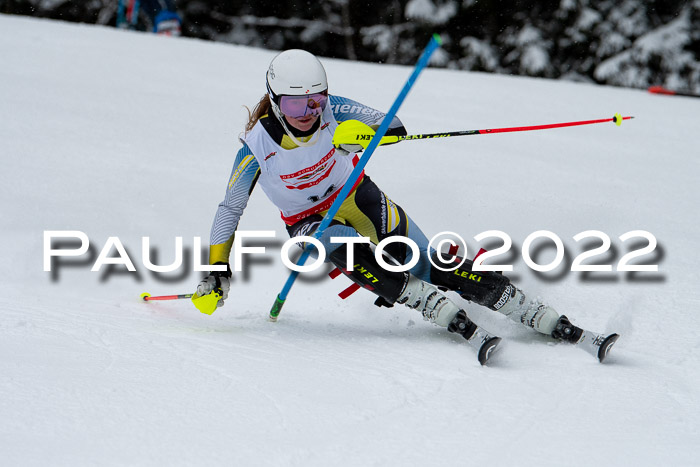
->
[328, 243, 501, 365]
[492, 285, 619, 362]
[397, 276, 501, 365]
[447, 310, 502, 365]
[552, 315, 619, 363]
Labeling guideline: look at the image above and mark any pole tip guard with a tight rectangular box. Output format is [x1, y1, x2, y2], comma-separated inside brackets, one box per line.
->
[191, 291, 221, 315]
[141, 292, 151, 301]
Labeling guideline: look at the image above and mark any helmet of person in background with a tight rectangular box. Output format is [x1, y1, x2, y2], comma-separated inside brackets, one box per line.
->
[265, 49, 329, 146]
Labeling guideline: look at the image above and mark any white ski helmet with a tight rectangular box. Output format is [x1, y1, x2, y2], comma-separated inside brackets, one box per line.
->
[266, 49, 328, 100]
[266, 49, 328, 146]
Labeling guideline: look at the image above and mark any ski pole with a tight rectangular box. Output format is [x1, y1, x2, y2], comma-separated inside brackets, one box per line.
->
[141, 292, 193, 301]
[333, 114, 633, 148]
[142, 291, 221, 315]
[268, 33, 443, 322]
[648, 86, 700, 99]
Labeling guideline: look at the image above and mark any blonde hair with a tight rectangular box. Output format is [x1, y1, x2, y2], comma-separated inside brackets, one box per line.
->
[245, 94, 271, 133]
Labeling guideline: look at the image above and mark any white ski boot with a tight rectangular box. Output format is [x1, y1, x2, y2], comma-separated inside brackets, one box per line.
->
[494, 285, 560, 334]
[552, 315, 620, 362]
[397, 276, 501, 365]
[495, 286, 619, 362]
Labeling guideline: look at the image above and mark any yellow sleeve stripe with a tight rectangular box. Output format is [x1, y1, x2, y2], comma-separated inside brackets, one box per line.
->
[209, 236, 235, 265]
[228, 154, 256, 189]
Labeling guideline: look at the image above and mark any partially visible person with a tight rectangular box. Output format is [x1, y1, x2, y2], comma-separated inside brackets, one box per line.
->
[117, 0, 181, 36]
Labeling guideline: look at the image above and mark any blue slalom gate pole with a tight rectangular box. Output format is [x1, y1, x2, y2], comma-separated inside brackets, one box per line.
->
[117, 0, 126, 28]
[269, 34, 443, 321]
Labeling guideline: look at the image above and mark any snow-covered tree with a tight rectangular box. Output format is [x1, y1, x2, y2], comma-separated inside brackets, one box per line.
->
[3, 0, 697, 91]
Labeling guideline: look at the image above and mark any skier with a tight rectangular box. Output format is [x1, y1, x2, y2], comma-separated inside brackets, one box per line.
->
[141, 0, 180, 36]
[117, 0, 181, 36]
[194, 49, 618, 364]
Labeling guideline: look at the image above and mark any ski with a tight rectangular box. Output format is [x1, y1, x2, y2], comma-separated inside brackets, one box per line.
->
[447, 311, 501, 365]
[473, 333, 502, 365]
[469, 327, 617, 364]
[573, 330, 620, 363]
[461, 329, 502, 365]
[552, 315, 619, 362]
[468, 327, 617, 364]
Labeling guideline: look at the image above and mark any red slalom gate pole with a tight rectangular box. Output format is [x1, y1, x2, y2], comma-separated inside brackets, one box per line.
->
[648, 86, 700, 99]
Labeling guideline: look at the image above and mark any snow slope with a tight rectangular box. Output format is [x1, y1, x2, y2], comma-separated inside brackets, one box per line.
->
[1, 14, 699, 467]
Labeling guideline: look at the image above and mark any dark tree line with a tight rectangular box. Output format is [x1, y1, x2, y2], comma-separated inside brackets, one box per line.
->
[2, 0, 698, 91]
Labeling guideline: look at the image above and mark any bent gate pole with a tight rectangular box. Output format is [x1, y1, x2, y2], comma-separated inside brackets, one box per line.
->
[268, 34, 443, 321]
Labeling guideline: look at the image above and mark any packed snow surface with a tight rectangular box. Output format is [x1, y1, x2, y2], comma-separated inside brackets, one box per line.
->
[1, 14, 699, 466]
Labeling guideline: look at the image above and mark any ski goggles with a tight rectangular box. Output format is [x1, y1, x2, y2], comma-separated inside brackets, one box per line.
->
[277, 91, 328, 119]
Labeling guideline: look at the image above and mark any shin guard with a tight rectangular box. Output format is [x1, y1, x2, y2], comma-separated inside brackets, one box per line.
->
[328, 243, 409, 305]
[429, 251, 511, 309]
[429, 251, 560, 335]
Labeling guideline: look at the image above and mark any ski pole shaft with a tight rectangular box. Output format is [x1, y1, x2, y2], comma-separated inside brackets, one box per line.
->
[269, 33, 443, 322]
[334, 114, 633, 148]
[401, 114, 633, 139]
[141, 292, 193, 301]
